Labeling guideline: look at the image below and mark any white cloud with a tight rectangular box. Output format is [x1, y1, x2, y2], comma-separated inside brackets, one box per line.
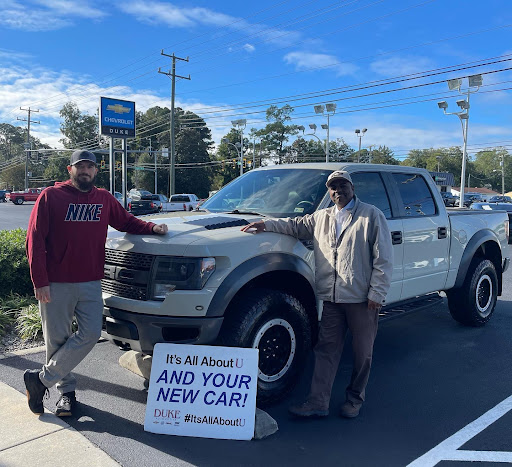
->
[243, 44, 255, 53]
[119, 1, 233, 28]
[119, 1, 301, 47]
[0, 0, 106, 31]
[0, 62, 242, 148]
[370, 55, 435, 78]
[284, 52, 358, 77]
[34, 0, 106, 18]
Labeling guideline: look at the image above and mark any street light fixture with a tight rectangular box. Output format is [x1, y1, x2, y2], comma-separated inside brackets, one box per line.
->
[222, 138, 242, 172]
[355, 128, 368, 162]
[314, 103, 336, 162]
[297, 123, 326, 159]
[437, 74, 482, 208]
[231, 119, 246, 175]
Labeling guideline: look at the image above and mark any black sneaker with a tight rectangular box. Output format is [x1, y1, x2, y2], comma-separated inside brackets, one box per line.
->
[55, 392, 76, 417]
[23, 369, 49, 414]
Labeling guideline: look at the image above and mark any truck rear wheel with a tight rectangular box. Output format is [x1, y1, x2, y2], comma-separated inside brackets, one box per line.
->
[218, 288, 312, 406]
[446, 258, 498, 326]
[15, 198, 24, 205]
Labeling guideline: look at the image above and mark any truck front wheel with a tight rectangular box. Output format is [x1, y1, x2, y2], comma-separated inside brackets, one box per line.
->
[15, 198, 24, 205]
[447, 258, 498, 326]
[219, 288, 312, 406]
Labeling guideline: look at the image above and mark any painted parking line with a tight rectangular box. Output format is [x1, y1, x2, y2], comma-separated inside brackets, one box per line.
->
[408, 394, 512, 466]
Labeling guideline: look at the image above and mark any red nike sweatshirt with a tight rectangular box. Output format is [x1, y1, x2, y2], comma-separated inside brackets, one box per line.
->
[26, 180, 157, 289]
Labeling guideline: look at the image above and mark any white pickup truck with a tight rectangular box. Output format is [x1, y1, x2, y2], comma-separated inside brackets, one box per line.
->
[161, 193, 200, 212]
[102, 163, 510, 404]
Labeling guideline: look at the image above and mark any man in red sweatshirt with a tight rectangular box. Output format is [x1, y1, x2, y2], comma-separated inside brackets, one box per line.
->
[24, 149, 168, 417]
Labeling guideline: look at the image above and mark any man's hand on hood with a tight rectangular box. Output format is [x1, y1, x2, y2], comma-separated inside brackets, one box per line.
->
[152, 224, 168, 235]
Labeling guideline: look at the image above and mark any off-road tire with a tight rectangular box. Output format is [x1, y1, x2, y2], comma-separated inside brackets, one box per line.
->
[446, 258, 498, 326]
[218, 288, 312, 406]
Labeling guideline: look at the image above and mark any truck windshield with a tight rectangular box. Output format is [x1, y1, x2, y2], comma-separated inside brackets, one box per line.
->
[202, 168, 331, 217]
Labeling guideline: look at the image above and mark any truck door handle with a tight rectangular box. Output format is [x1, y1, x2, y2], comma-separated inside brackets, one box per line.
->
[438, 226, 447, 239]
[391, 231, 402, 245]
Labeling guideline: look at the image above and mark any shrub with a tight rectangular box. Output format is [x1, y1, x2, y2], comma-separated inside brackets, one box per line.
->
[0, 229, 33, 296]
[0, 293, 36, 338]
[16, 304, 42, 341]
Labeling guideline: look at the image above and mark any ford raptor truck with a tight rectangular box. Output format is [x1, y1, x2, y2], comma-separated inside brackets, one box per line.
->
[101, 163, 510, 404]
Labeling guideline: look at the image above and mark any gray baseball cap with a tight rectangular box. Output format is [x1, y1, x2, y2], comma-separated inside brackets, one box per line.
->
[70, 150, 97, 166]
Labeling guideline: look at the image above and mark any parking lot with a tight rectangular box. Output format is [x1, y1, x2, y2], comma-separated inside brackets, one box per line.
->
[2, 201, 512, 465]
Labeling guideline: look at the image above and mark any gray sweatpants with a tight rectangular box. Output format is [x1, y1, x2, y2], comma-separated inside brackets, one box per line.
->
[39, 281, 103, 394]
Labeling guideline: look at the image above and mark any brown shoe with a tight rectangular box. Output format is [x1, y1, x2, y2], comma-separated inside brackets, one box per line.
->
[339, 401, 361, 418]
[288, 400, 329, 418]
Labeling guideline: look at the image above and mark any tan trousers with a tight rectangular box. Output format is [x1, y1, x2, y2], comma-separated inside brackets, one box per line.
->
[308, 301, 379, 409]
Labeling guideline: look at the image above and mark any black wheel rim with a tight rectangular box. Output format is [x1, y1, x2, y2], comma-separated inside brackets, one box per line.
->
[476, 273, 493, 316]
[252, 318, 296, 382]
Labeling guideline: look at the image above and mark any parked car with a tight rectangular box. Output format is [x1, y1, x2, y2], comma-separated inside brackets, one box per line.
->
[102, 163, 510, 404]
[465, 192, 488, 202]
[128, 194, 160, 216]
[440, 192, 457, 207]
[6, 188, 44, 205]
[489, 195, 512, 203]
[151, 194, 169, 212]
[0, 190, 10, 202]
[114, 192, 131, 208]
[455, 193, 479, 207]
[164, 193, 200, 211]
[471, 202, 512, 243]
[128, 189, 152, 200]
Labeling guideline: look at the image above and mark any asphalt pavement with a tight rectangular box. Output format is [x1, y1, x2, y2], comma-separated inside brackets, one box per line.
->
[2, 296, 512, 466]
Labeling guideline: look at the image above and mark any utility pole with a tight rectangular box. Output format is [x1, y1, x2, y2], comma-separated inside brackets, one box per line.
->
[17, 107, 40, 190]
[501, 152, 505, 196]
[158, 52, 190, 197]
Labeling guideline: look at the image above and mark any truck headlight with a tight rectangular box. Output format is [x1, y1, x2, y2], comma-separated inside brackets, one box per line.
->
[151, 257, 216, 299]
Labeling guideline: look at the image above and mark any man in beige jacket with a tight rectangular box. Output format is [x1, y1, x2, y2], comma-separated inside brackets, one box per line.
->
[242, 170, 393, 418]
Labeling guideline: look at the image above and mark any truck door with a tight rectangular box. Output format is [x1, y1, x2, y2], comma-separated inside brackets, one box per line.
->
[350, 172, 403, 304]
[390, 172, 450, 299]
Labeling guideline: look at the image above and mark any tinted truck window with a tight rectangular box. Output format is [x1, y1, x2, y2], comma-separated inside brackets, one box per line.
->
[350, 172, 392, 219]
[392, 173, 436, 217]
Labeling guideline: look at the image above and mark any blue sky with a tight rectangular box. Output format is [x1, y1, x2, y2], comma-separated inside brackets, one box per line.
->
[0, 0, 511, 161]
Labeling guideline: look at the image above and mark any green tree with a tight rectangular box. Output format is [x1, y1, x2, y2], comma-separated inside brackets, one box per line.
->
[0, 123, 25, 162]
[362, 145, 399, 165]
[216, 129, 246, 186]
[59, 102, 98, 149]
[253, 105, 299, 164]
[402, 147, 464, 186]
[472, 147, 511, 192]
[0, 165, 25, 191]
[174, 108, 214, 197]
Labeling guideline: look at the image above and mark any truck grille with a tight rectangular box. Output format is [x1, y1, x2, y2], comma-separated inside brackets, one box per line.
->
[101, 279, 148, 300]
[104, 249, 154, 270]
[102, 249, 155, 300]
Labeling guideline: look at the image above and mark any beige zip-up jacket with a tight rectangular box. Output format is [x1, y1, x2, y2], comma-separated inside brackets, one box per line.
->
[263, 196, 393, 305]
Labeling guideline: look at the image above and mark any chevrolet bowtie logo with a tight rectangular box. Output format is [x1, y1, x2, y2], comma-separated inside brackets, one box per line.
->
[106, 104, 131, 114]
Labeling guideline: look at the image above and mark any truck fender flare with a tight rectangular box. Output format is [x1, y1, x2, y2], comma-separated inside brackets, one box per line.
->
[206, 253, 315, 317]
[454, 229, 501, 289]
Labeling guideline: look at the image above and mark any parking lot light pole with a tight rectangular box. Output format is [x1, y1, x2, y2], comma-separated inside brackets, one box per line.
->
[314, 103, 336, 162]
[297, 125, 326, 160]
[222, 139, 242, 173]
[437, 74, 482, 208]
[355, 128, 367, 162]
[231, 119, 246, 175]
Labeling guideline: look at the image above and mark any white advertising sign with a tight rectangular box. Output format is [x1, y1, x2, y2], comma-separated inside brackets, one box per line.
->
[144, 343, 259, 440]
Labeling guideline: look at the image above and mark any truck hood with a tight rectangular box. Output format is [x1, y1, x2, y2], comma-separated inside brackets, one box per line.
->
[106, 211, 258, 256]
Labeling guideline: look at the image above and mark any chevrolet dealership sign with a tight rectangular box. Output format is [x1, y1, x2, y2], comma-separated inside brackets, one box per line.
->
[99, 97, 136, 138]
